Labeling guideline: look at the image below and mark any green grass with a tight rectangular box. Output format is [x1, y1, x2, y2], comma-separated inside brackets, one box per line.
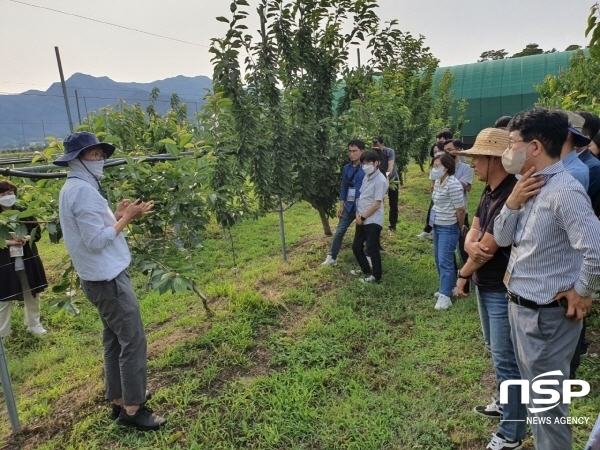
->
[1, 164, 598, 450]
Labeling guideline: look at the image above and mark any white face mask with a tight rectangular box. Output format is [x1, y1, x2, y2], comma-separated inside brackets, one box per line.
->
[362, 164, 376, 175]
[0, 194, 16, 207]
[501, 142, 532, 175]
[430, 166, 446, 180]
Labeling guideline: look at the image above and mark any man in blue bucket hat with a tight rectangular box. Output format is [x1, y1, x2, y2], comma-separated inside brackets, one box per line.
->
[56, 132, 166, 431]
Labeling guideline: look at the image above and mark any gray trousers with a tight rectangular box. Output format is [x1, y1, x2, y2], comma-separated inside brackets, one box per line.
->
[81, 270, 147, 406]
[509, 302, 582, 450]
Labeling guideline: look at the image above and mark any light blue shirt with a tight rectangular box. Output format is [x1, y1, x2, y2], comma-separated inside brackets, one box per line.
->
[58, 171, 131, 281]
[562, 150, 589, 191]
[454, 160, 474, 206]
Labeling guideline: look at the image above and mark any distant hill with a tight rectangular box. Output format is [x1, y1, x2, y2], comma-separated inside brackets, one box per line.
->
[0, 73, 213, 149]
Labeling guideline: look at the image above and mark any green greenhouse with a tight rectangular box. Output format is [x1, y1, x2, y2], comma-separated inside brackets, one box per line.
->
[434, 50, 586, 144]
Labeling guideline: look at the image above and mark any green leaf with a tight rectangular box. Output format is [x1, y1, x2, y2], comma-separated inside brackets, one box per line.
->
[179, 133, 194, 148]
[172, 277, 189, 294]
[216, 16, 230, 23]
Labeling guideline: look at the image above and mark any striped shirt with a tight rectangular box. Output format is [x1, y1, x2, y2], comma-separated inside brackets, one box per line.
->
[494, 160, 600, 303]
[432, 175, 465, 225]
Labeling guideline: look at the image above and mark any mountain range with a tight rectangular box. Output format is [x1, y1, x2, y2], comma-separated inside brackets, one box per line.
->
[0, 73, 213, 149]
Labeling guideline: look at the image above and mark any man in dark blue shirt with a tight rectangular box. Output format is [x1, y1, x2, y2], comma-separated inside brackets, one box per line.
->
[571, 111, 600, 379]
[322, 140, 365, 266]
[576, 111, 600, 209]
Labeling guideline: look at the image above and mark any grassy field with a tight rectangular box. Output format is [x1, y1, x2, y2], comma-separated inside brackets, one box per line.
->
[1, 164, 598, 450]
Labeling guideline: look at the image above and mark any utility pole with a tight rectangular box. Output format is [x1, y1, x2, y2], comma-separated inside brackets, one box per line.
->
[0, 339, 21, 433]
[357, 48, 361, 69]
[75, 90, 82, 125]
[55, 46, 73, 133]
[21, 120, 26, 149]
[41, 119, 46, 140]
[83, 97, 91, 131]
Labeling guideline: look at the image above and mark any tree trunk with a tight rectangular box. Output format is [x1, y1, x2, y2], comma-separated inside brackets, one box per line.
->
[306, 199, 332, 236]
[418, 162, 425, 172]
[318, 207, 332, 236]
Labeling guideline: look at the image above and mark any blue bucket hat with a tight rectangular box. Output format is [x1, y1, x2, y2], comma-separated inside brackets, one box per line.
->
[53, 132, 116, 167]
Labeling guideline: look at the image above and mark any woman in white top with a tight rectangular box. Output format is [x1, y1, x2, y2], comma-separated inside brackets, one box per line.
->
[430, 153, 465, 310]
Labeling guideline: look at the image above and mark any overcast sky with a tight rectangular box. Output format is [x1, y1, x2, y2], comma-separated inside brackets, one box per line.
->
[0, 0, 595, 94]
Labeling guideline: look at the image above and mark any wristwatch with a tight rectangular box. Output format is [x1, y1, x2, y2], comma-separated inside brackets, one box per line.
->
[457, 270, 471, 280]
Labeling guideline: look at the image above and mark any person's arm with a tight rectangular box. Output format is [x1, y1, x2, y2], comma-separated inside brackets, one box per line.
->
[71, 187, 150, 252]
[465, 217, 495, 262]
[448, 179, 465, 228]
[387, 148, 395, 179]
[495, 167, 544, 247]
[361, 200, 382, 220]
[553, 187, 600, 320]
[456, 231, 501, 296]
[339, 166, 349, 202]
[554, 189, 599, 277]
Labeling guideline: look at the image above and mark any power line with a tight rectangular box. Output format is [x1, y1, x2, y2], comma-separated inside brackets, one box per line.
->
[8, 0, 211, 49]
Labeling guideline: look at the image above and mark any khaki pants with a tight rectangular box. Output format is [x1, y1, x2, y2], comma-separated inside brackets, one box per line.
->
[0, 271, 42, 337]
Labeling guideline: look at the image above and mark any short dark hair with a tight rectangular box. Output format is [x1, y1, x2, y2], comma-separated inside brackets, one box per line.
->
[436, 128, 453, 140]
[433, 152, 456, 175]
[372, 136, 384, 144]
[360, 150, 380, 164]
[508, 108, 567, 159]
[348, 139, 365, 151]
[593, 131, 600, 148]
[576, 111, 600, 139]
[494, 116, 512, 128]
[443, 139, 463, 150]
[0, 180, 17, 196]
[436, 141, 445, 152]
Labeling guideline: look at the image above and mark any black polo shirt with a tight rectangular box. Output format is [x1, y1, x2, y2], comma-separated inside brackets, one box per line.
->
[472, 174, 518, 292]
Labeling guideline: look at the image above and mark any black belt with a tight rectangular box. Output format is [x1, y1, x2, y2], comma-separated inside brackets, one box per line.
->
[507, 291, 567, 309]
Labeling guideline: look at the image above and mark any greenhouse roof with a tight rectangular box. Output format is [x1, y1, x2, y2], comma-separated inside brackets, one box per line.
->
[435, 50, 589, 140]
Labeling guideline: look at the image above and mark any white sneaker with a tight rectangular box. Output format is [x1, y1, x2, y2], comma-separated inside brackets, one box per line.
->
[434, 288, 456, 298]
[350, 269, 363, 276]
[416, 231, 432, 240]
[434, 294, 452, 310]
[321, 255, 337, 266]
[27, 325, 47, 335]
[486, 433, 523, 450]
[360, 275, 378, 283]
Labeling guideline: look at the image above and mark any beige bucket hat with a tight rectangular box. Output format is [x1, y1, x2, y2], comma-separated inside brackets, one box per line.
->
[458, 128, 509, 157]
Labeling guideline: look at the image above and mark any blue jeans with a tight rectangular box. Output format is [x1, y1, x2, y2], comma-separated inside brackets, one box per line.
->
[476, 287, 526, 441]
[432, 224, 459, 297]
[329, 208, 356, 259]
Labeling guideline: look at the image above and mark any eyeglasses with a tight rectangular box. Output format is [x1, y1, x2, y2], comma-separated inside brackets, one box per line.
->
[85, 149, 107, 161]
[507, 139, 528, 150]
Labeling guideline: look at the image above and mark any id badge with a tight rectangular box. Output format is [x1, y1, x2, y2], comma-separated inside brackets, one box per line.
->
[503, 248, 517, 287]
[347, 188, 356, 203]
[10, 245, 24, 258]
